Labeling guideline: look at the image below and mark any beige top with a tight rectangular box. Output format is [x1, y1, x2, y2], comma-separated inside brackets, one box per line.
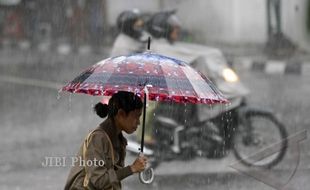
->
[64, 119, 133, 190]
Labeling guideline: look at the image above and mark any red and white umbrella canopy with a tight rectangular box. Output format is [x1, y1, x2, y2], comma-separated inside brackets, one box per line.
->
[62, 52, 228, 104]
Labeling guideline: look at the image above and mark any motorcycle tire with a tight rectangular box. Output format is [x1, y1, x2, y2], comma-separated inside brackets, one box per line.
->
[233, 111, 288, 168]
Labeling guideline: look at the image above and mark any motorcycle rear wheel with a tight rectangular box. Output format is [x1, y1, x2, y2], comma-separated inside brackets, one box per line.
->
[233, 111, 288, 168]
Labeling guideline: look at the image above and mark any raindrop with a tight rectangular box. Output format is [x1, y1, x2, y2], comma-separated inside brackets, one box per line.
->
[68, 94, 72, 112]
[155, 96, 159, 101]
[209, 104, 213, 110]
[57, 91, 61, 100]
[90, 99, 94, 109]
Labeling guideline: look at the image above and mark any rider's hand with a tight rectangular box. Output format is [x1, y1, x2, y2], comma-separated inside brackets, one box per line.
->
[130, 154, 148, 173]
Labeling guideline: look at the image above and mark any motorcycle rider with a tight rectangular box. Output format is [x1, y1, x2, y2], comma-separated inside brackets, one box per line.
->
[110, 9, 148, 56]
[146, 10, 181, 44]
[124, 10, 287, 167]
[137, 10, 197, 146]
[142, 11, 227, 158]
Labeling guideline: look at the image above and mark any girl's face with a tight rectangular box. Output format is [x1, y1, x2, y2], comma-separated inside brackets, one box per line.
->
[118, 108, 142, 134]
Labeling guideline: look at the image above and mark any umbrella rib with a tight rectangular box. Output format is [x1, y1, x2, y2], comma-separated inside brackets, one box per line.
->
[102, 59, 122, 95]
[183, 65, 215, 103]
[156, 57, 170, 101]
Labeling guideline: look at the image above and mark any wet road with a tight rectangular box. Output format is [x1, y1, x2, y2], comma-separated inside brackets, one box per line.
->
[0, 52, 309, 189]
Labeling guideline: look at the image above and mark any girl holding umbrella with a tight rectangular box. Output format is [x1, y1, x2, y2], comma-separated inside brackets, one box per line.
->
[64, 91, 148, 190]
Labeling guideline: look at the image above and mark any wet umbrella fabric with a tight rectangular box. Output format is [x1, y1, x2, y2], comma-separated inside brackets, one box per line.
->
[61, 52, 227, 104]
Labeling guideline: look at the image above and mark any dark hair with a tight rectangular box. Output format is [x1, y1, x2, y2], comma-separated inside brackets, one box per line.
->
[94, 91, 143, 119]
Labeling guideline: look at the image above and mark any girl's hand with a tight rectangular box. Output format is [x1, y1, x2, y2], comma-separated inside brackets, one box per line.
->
[130, 154, 148, 173]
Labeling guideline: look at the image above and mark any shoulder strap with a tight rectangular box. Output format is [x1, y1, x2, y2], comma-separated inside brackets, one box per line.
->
[101, 130, 115, 165]
[82, 129, 115, 189]
[82, 131, 92, 189]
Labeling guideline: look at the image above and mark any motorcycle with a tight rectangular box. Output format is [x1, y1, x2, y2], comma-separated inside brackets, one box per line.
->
[126, 39, 288, 171]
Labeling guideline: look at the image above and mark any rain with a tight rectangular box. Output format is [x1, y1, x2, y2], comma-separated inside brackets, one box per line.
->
[0, 0, 309, 189]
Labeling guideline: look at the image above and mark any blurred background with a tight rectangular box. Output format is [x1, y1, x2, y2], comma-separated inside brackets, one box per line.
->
[0, 0, 309, 53]
[0, 0, 309, 189]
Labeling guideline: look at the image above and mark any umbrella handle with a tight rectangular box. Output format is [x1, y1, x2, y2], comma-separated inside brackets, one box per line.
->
[139, 167, 154, 184]
[139, 86, 154, 184]
[138, 152, 155, 184]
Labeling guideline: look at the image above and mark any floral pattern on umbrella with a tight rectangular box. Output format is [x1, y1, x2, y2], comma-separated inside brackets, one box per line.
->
[61, 52, 228, 104]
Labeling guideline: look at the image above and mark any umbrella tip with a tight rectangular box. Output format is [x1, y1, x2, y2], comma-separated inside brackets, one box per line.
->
[147, 36, 151, 50]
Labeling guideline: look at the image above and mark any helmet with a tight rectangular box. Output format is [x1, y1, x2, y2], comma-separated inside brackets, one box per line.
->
[147, 10, 181, 42]
[116, 9, 144, 40]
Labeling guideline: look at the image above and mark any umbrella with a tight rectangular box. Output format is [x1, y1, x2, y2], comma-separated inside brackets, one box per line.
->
[61, 42, 228, 183]
[61, 52, 227, 104]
